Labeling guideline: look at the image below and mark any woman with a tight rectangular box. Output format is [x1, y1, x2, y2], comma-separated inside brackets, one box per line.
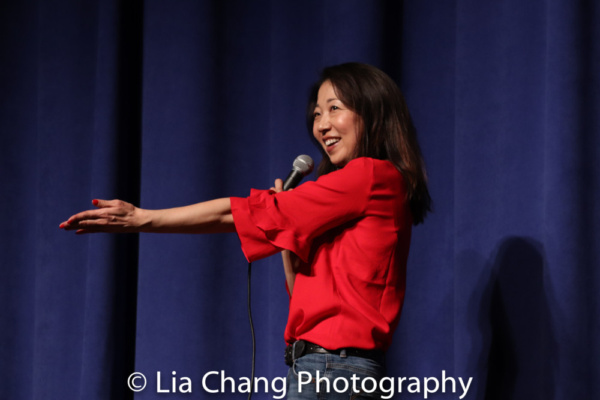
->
[60, 62, 431, 399]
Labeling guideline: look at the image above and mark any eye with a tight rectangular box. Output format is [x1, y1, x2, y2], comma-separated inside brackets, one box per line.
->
[330, 105, 339, 111]
[313, 111, 321, 119]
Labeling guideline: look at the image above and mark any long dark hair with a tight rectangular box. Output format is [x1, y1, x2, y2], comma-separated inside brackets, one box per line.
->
[307, 62, 431, 225]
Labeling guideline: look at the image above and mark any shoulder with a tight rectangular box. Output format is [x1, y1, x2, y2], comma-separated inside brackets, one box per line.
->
[341, 157, 398, 172]
[314, 157, 375, 187]
[310, 157, 403, 195]
[339, 157, 402, 182]
[346, 157, 407, 196]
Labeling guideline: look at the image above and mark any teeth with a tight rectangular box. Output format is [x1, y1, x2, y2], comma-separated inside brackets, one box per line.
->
[325, 138, 340, 146]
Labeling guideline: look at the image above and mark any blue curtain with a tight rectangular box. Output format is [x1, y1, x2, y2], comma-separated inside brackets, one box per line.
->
[1, 1, 597, 399]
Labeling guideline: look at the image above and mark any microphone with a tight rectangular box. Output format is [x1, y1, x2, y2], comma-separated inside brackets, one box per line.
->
[283, 155, 314, 191]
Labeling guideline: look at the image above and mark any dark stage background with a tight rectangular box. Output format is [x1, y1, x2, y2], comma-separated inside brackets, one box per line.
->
[1, 1, 598, 399]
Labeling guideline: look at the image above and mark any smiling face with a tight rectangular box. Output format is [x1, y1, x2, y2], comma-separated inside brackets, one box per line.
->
[312, 80, 361, 167]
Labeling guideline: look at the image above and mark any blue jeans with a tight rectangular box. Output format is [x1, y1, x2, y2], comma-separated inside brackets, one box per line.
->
[286, 353, 386, 399]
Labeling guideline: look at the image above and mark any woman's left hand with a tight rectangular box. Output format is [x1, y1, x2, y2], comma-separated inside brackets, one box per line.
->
[59, 199, 148, 234]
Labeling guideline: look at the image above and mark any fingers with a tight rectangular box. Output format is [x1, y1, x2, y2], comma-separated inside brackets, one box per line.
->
[270, 179, 284, 193]
[60, 199, 106, 228]
[61, 216, 116, 232]
[60, 216, 100, 231]
[93, 198, 123, 208]
[63, 210, 104, 226]
[59, 198, 131, 231]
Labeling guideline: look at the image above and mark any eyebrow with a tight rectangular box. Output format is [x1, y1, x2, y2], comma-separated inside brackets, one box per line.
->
[315, 98, 338, 108]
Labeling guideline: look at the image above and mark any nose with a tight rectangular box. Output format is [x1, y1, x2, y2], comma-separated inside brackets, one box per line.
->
[317, 115, 331, 134]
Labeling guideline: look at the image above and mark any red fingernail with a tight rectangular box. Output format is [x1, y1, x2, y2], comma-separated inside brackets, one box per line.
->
[59, 223, 65, 229]
[92, 199, 99, 205]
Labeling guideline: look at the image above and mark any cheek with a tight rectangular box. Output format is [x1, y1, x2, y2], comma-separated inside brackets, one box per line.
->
[342, 117, 359, 140]
[351, 117, 363, 149]
[342, 114, 358, 132]
[312, 127, 319, 142]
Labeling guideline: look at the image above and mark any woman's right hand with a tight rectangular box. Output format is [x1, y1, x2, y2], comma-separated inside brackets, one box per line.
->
[270, 178, 301, 294]
[59, 199, 148, 234]
[270, 178, 284, 193]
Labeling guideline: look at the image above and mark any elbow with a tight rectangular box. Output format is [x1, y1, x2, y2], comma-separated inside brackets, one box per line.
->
[220, 213, 236, 233]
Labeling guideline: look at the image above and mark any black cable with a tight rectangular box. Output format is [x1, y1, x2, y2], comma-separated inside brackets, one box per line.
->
[247, 262, 255, 400]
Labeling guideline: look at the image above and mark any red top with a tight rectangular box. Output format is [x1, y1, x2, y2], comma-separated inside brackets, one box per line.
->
[230, 157, 412, 351]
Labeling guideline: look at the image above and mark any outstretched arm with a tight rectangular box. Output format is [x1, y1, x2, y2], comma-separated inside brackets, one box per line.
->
[59, 198, 235, 235]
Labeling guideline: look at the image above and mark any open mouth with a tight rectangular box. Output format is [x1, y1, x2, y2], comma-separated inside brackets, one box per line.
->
[324, 137, 340, 149]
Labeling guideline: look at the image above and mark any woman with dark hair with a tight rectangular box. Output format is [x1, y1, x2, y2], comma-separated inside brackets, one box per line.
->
[306, 63, 430, 224]
[60, 62, 431, 399]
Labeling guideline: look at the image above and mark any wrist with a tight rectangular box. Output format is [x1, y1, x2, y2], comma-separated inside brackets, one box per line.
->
[136, 208, 155, 232]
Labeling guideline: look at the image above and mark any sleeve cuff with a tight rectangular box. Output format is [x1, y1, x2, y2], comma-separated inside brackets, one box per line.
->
[230, 194, 281, 262]
[230, 189, 311, 263]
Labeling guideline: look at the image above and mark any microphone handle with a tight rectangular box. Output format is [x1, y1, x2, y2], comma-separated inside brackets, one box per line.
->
[283, 169, 304, 191]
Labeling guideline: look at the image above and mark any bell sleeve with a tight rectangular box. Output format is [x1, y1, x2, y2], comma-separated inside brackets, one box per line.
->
[230, 157, 375, 263]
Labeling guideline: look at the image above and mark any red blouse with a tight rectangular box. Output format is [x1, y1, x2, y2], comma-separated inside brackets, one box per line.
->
[230, 157, 412, 351]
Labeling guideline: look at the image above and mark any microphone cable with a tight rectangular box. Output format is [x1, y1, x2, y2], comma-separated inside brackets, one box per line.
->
[245, 154, 313, 399]
[247, 262, 255, 400]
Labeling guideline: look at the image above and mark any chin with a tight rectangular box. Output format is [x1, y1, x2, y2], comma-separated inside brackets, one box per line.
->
[331, 159, 348, 168]
[326, 153, 343, 166]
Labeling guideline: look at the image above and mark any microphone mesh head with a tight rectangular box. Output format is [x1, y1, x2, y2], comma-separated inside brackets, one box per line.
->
[293, 155, 314, 175]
